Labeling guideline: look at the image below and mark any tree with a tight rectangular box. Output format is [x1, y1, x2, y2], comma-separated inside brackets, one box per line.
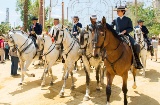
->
[23, 0, 29, 32]
[127, 3, 160, 37]
[0, 22, 10, 35]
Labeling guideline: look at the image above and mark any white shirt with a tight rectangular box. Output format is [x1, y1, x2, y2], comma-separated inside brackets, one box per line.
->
[49, 24, 62, 36]
[151, 39, 158, 49]
[119, 16, 124, 19]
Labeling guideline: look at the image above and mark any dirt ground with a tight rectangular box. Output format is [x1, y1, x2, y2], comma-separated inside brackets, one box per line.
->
[0, 46, 160, 105]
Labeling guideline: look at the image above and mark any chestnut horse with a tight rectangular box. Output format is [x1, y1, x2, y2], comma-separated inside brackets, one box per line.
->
[91, 17, 137, 105]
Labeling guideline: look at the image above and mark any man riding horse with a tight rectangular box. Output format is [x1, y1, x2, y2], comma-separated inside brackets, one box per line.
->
[135, 20, 154, 56]
[72, 16, 82, 38]
[29, 16, 42, 49]
[111, 5, 143, 69]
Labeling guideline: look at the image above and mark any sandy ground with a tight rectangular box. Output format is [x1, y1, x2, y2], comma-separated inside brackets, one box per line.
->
[0, 47, 160, 105]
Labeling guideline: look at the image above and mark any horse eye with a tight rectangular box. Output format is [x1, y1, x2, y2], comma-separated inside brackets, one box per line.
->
[84, 38, 87, 40]
[60, 35, 62, 37]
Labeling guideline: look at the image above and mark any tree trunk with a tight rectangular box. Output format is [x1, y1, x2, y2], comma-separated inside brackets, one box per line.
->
[23, 0, 29, 32]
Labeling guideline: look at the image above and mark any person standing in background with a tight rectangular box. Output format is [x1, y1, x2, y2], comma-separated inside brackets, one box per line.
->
[151, 36, 159, 61]
[4, 41, 10, 60]
[9, 47, 19, 76]
[0, 36, 5, 63]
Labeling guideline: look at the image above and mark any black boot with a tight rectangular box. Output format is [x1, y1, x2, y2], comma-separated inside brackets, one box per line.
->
[134, 54, 143, 69]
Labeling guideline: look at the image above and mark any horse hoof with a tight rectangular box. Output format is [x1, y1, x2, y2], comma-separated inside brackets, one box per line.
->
[83, 96, 90, 101]
[59, 92, 64, 98]
[31, 74, 35, 77]
[18, 83, 22, 85]
[50, 82, 53, 86]
[132, 85, 137, 89]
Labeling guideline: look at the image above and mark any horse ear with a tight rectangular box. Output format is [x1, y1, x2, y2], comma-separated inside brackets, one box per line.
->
[86, 25, 89, 31]
[102, 16, 106, 25]
[77, 26, 81, 33]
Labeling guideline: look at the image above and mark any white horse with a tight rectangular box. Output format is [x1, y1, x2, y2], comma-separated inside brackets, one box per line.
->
[79, 26, 105, 93]
[39, 34, 60, 87]
[54, 26, 91, 100]
[134, 27, 148, 77]
[6, 30, 43, 85]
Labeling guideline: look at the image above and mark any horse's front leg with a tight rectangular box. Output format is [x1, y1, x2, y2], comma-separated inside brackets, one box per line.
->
[100, 63, 105, 86]
[19, 60, 24, 85]
[22, 60, 35, 77]
[106, 71, 115, 105]
[59, 64, 70, 97]
[122, 72, 128, 105]
[82, 56, 91, 101]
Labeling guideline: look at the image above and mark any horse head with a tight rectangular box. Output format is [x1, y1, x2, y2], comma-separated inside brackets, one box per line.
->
[79, 25, 91, 48]
[134, 27, 143, 43]
[92, 16, 106, 58]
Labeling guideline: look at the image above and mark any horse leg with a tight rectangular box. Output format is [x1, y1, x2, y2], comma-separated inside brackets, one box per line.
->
[106, 71, 115, 105]
[100, 65, 105, 85]
[131, 66, 137, 89]
[59, 65, 70, 97]
[122, 72, 128, 105]
[22, 60, 35, 77]
[96, 64, 101, 91]
[49, 67, 54, 86]
[62, 63, 66, 80]
[83, 66, 91, 101]
[70, 68, 75, 90]
[82, 56, 91, 101]
[19, 60, 25, 85]
[74, 61, 77, 72]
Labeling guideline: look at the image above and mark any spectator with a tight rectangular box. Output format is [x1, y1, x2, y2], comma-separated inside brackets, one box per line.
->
[151, 36, 158, 61]
[9, 47, 19, 76]
[4, 41, 10, 60]
[0, 36, 5, 63]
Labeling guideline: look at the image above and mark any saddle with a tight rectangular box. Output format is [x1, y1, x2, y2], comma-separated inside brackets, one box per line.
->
[119, 35, 131, 46]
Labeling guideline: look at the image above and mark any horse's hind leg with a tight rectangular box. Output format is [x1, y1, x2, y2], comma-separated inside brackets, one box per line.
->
[106, 71, 114, 105]
[49, 68, 54, 86]
[122, 72, 128, 105]
[131, 66, 137, 89]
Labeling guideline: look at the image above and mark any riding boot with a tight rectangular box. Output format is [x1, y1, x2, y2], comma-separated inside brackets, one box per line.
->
[133, 44, 143, 69]
[134, 53, 143, 69]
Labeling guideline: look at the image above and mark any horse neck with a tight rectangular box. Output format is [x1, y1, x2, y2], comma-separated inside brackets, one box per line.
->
[104, 29, 121, 51]
[86, 33, 93, 55]
[44, 36, 52, 51]
[63, 30, 73, 49]
[13, 34, 28, 47]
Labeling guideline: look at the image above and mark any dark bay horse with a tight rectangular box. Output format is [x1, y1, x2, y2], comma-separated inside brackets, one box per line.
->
[91, 17, 137, 105]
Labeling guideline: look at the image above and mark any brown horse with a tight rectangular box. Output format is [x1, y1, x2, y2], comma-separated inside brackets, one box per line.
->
[91, 17, 137, 105]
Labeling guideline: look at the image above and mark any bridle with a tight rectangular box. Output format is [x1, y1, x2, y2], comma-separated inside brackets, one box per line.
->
[136, 30, 146, 50]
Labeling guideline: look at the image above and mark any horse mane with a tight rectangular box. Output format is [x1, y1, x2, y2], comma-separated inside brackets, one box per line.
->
[106, 23, 122, 41]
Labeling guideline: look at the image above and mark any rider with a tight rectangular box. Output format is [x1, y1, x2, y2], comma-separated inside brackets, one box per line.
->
[111, 5, 143, 69]
[89, 15, 97, 30]
[72, 16, 82, 38]
[135, 20, 154, 56]
[48, 18, 61, 41]
[29, 16, 42, 48]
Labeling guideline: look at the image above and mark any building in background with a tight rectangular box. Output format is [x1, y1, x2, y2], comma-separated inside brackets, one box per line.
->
[6, 8, 9, 23]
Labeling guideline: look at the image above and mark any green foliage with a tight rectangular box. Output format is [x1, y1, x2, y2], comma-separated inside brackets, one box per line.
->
[16, 0, 49, 30]
[128, 4, 160, 37]
[0, 22, 10, 35]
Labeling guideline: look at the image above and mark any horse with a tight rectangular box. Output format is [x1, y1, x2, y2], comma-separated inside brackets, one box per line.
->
[39, 34, 61, 87]
[134, 27, 148, 77]
[54, 26, 92, 100]
[91, 17, 137, 105]
[79, 26, 105, 91]
[5, 30, 43, 85]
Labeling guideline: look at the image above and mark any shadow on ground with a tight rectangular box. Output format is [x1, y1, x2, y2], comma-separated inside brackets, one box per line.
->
[145, 69, 160, 82]
[129, 91, 160, 105]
